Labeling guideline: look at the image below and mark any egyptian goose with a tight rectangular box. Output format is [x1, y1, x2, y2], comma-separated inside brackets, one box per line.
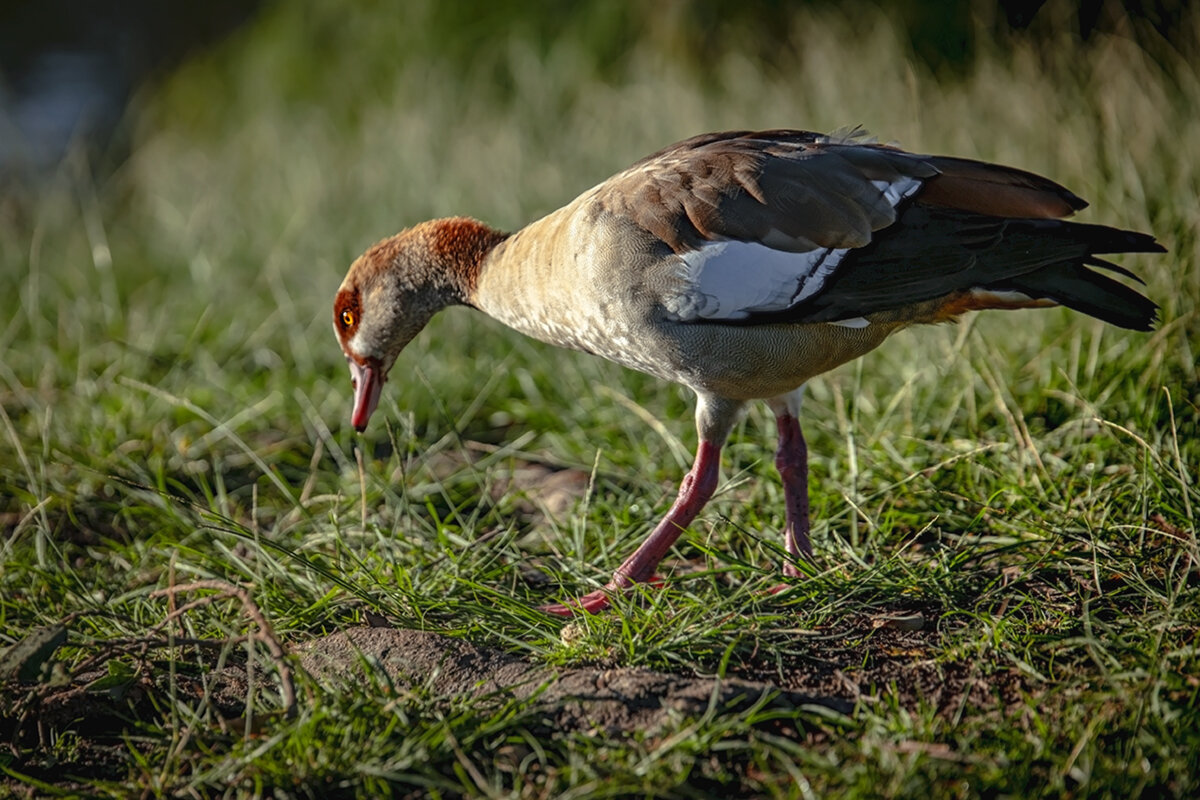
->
[333, 129, 1163, 616]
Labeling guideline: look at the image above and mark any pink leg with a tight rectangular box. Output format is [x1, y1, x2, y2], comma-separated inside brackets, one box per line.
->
[539, 439, 723, 616]
[774, 411, 812, 577]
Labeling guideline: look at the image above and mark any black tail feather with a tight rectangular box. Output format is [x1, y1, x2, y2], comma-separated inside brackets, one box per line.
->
[996, 218, 1163, 331]
[1055, 219, 1166, 256]
[1002, 262, 1159, 331]
[1083, 257, 1145, 285]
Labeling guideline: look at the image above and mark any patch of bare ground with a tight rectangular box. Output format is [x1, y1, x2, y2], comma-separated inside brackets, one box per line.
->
[2, 607, 1037, 794]
[299, 613, 1033, 731]
[298, 626, 855, 735]
[717, 606, 1033, 719]
[1, 652, 259, 792]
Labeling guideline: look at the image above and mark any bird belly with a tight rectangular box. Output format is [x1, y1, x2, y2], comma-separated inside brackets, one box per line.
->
[656, 318, 905, 400]
[532, 308, 906, 401]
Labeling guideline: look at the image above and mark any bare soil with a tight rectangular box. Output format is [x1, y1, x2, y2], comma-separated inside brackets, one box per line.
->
[1, 610, 1034, 794]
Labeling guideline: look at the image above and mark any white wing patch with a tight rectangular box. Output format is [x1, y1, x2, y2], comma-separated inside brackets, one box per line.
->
[872, 176, 923, 206]
[660, 173, 923, 324]
[665, 241, 849, 321]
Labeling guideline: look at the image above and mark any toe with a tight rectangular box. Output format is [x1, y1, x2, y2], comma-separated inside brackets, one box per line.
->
[538, 589, 613, 616]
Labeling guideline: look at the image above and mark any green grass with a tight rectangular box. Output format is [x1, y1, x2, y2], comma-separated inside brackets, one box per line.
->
[2, 1, 1198, 797]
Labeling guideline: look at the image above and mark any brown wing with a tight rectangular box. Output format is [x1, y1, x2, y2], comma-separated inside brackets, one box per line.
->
[595, 129, 1085, 254]
[597, 129, 1160, 331]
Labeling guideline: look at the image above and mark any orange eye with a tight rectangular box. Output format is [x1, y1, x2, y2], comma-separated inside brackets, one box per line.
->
[341, 309, 355, 327]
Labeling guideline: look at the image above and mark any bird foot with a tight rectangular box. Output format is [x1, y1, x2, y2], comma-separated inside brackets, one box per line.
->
[538, 576, 665, 617]
[762, 559, 812, 596]
[538, 590, 612, 617]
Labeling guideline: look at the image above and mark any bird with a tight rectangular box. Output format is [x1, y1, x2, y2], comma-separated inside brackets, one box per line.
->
[332, 129, 1163, 616]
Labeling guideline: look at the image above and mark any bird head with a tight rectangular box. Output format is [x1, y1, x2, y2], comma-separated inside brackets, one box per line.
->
[332, 228, 451, 433]
[333, 219, 507, 433]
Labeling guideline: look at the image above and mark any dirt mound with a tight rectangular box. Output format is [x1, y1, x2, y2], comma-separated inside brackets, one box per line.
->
[299, 627, 852, 735]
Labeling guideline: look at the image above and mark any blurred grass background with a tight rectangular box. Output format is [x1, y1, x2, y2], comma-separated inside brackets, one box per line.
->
[3, 0, 1193, 538]
[1, 0, 1198, 796]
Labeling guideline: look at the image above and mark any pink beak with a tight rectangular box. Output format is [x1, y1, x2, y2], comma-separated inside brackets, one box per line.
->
[349, 360, 385, 433]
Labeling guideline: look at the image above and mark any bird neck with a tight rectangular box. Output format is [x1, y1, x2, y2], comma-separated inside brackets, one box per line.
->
[416, 217, 510, 305]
